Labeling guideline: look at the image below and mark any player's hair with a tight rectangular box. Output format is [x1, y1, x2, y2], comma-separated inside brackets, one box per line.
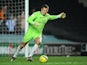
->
[41, 4, 49, 9]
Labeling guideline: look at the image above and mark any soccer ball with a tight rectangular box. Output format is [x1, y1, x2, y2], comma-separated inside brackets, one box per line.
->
[39, 55, 48, 63]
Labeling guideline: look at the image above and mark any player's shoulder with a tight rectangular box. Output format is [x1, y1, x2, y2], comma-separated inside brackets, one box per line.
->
[33, 11, 40, 14]
[30, 11, 40, 17]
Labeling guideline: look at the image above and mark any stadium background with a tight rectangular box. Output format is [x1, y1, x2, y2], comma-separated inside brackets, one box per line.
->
[0, 0, 87, 57]
[29, 0, 87, 42]
[0, 0, 87, 65]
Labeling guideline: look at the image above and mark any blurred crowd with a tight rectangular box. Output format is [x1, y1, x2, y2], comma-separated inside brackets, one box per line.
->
[0, 5, 25, 34]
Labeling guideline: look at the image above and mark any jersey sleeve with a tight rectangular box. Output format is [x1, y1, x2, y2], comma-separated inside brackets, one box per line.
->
[27, 12, 37, 24]
[48, 14, 60, 20]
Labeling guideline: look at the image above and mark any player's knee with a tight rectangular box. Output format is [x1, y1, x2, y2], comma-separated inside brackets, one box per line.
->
[36, 42, 41, 46]
[35, 37, 42, 45]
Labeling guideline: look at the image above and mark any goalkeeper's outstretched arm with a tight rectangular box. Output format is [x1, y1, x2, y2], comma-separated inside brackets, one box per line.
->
[49, 12, 66, 20]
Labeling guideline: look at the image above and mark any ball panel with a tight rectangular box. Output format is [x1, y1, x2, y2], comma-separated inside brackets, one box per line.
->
[39, 55, 48, 63]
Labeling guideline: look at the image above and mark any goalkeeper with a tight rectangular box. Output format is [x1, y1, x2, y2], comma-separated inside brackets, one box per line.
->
[11, 4, 66, 62]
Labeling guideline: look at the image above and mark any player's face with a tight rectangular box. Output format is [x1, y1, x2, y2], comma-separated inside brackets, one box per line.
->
[41, 7, 49, 15]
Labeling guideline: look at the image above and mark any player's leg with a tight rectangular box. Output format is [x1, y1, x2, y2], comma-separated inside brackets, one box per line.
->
[11, 42, 27, 61]
[12, 42, 27, 57]
[11, 29, 33, 61]
[27, 36, 42, 61]
[29, 37, 41, 57]
[25, 43, 29, 58]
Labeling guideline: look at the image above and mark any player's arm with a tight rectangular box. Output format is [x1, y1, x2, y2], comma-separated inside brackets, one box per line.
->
[49, 12, 66, 20]
[27, 12, 40, 26]
[27, 12, 36, 24]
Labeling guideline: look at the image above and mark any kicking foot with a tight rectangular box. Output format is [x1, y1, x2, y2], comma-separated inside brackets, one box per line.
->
[11, 57, 16, 62]
[27, 57, 33, 62]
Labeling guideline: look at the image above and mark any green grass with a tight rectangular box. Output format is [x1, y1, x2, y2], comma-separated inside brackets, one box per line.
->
[0, 56, 87, 65]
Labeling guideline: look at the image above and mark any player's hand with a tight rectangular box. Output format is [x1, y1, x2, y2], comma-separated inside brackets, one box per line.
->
[59, 12, 66, 19]
[33, 22, 40, 27]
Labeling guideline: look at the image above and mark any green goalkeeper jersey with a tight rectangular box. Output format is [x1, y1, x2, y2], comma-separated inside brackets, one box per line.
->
[27, 11, 60, 33]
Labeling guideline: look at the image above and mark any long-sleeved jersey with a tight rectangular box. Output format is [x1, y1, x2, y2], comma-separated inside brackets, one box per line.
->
[27, 11, 60, 33]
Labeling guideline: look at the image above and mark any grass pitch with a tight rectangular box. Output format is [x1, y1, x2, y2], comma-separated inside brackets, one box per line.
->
[0, 56, 87, 65]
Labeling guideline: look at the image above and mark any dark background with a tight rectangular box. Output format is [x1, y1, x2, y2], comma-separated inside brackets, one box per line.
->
[29, 0, 87, 42]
